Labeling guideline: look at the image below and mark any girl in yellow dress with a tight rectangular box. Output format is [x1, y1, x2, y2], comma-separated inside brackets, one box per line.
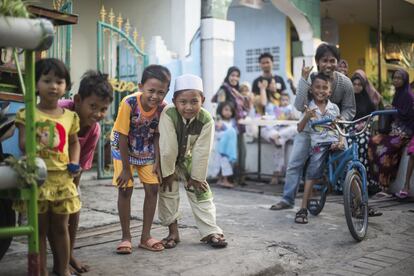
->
[15, 58, 81, 276]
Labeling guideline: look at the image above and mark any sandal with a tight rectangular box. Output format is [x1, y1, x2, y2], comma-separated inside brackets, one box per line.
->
[368, 207, 383, 217]
[270, 201, 293, 210]
[116, 240, 132, 254]
[203, 234, 228, 248]
[396, 190, 409, 199]
[295, 208, 308, 224]
[139, 237, 164, 252]
[161, 237, 180, 249]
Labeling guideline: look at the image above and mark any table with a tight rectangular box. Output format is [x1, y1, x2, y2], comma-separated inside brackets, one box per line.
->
[238, 117, 299, 181]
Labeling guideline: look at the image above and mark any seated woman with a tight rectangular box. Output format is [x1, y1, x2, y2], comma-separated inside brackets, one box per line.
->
[368, 69, 414, 196]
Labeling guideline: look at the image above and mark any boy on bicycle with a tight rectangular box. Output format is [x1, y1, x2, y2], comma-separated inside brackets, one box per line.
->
[295, 73, 345, 224]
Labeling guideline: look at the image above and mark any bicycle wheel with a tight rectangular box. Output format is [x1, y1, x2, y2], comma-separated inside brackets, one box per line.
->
[307, 178, 328, 216]
[343, 169, 368, 242]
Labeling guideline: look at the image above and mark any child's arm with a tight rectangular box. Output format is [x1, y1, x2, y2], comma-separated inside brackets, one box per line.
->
[16, 123, 25, 154]
[117, 133, 133, 188]
[159, 108, 179, 191]
[190, 118, 214, 183]
[258, 79, 268, 107]
[68, 133, 81, 176]
[297, 105, 316, 132]
[152, 132, 162, 184]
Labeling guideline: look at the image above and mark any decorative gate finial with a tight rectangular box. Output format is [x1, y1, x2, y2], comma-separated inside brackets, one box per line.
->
[100, 5, 107, 22]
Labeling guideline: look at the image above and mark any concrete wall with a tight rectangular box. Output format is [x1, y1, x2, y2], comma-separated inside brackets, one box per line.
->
[227, 2, 288, 86]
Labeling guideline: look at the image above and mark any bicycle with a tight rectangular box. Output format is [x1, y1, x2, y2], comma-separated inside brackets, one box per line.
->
[307, 109, 397, 242]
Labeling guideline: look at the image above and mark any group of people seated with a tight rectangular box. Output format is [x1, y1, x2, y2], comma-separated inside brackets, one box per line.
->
[209, 53, 300, 188]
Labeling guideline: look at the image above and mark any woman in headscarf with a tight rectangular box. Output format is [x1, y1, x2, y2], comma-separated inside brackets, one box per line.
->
[336, 59, 349, 77]
[368, 69, 414, 195]
[346, 70, 382, 196]
[212, 66, 250, 184]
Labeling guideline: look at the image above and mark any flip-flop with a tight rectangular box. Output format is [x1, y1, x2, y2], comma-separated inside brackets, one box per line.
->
[139, 237, 164, 252]
[161, 237, 180, 249]
[116, 240, 132, 254]
[396, 190, 409, 199]
[368, 207, 383, 217]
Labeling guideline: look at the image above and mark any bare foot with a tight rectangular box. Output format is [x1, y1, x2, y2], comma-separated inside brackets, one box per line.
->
[219, 180, 234, 188]
[70, 256, 90, 274]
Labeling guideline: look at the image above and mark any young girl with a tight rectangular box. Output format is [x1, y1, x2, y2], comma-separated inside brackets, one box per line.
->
[15, 58, 81, 276]
[211, 102, 238, 188]
[262, 93, 298, 185]
[111, 65, 171, 254]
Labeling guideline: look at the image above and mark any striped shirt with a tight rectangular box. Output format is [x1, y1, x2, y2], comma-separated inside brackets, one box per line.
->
[295, 71, 356, 121]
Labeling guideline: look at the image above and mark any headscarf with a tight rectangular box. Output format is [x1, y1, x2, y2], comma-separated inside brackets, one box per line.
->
[391, 69, 414, 132]
[352, 69, 382, 107]
[223, 66, 240, 91]
[338, 59, 348, 69]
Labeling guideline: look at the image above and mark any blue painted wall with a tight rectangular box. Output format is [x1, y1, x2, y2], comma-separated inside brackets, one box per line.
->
[163, 30, 201, 103]
[228, 2, 288, 86]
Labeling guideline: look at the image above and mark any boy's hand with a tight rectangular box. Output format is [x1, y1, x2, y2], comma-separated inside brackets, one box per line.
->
[187, 178, 208, 192]
[152, 161, 162, 184]
[116, 168, 133, 190]
[330, 142, 345, 151]
[161, 174, 175, 192]
[301, 59, 314, 80]
[303, 105, 317, 120]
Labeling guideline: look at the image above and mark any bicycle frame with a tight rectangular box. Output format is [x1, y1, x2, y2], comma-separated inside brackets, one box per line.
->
[326, 139, 368, 201]
[313, 109, 398, 202]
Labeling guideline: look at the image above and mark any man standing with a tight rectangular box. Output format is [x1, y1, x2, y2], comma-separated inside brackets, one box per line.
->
[252, 52, 287, 113]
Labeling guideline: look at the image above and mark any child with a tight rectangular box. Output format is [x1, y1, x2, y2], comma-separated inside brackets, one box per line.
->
[262, 93, 299, 185]
[111, 64, 171, 254]
[397, 136, 414, 198]
[56, 70, 113, 274]
[158, 74, 228, 249]
[211, 102, 238, 188]
[15, 58, 81, 276]
[295, 73, 344, 224]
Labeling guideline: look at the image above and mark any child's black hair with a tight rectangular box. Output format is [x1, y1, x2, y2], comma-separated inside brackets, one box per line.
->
[216, 101, 236, 119]
[311, 72, 331, 85]
[78, 70, 113, 102]
[258, 52, 273, 63]
[35, 58, 72, 91]
[315, 43, 340, 63]
[141, 64, 171, 87]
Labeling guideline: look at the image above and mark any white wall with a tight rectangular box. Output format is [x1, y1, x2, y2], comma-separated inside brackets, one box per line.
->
[36, 0, 201, 89]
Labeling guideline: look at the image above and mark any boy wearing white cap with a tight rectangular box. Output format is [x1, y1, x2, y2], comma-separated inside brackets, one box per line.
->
[158, 74, 228, 248]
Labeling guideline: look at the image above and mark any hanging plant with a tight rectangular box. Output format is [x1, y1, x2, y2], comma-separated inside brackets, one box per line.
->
[0, 0, 30, 18]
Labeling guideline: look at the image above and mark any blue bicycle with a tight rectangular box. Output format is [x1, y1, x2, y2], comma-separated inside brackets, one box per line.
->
[308, 109, 397, 241]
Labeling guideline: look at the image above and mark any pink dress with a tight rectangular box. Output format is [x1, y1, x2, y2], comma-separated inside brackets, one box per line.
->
[407, 136, 414, 155]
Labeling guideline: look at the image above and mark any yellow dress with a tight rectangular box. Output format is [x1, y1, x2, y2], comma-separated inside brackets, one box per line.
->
[14, 108, 81, 214]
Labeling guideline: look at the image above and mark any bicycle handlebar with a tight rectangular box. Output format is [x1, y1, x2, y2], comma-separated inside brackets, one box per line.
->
[311, 109, 398, 138]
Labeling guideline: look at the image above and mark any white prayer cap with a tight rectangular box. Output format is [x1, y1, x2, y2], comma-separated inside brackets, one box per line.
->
[174, 74, 203, 94]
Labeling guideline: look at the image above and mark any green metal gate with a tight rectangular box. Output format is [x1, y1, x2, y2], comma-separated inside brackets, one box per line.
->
[96, 6, 148, 178]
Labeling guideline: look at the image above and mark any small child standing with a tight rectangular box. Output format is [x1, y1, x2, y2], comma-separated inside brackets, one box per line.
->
[211, 102, 238, 188]
[262, 93, 299, 185]
[158, 74, 228, 249]
[111, 65, 171, 253]
[15, 58, 81, 276]
[57, 70, 113, 274]
[397, 136, 414, 198]
[295, 73, 344, 224]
